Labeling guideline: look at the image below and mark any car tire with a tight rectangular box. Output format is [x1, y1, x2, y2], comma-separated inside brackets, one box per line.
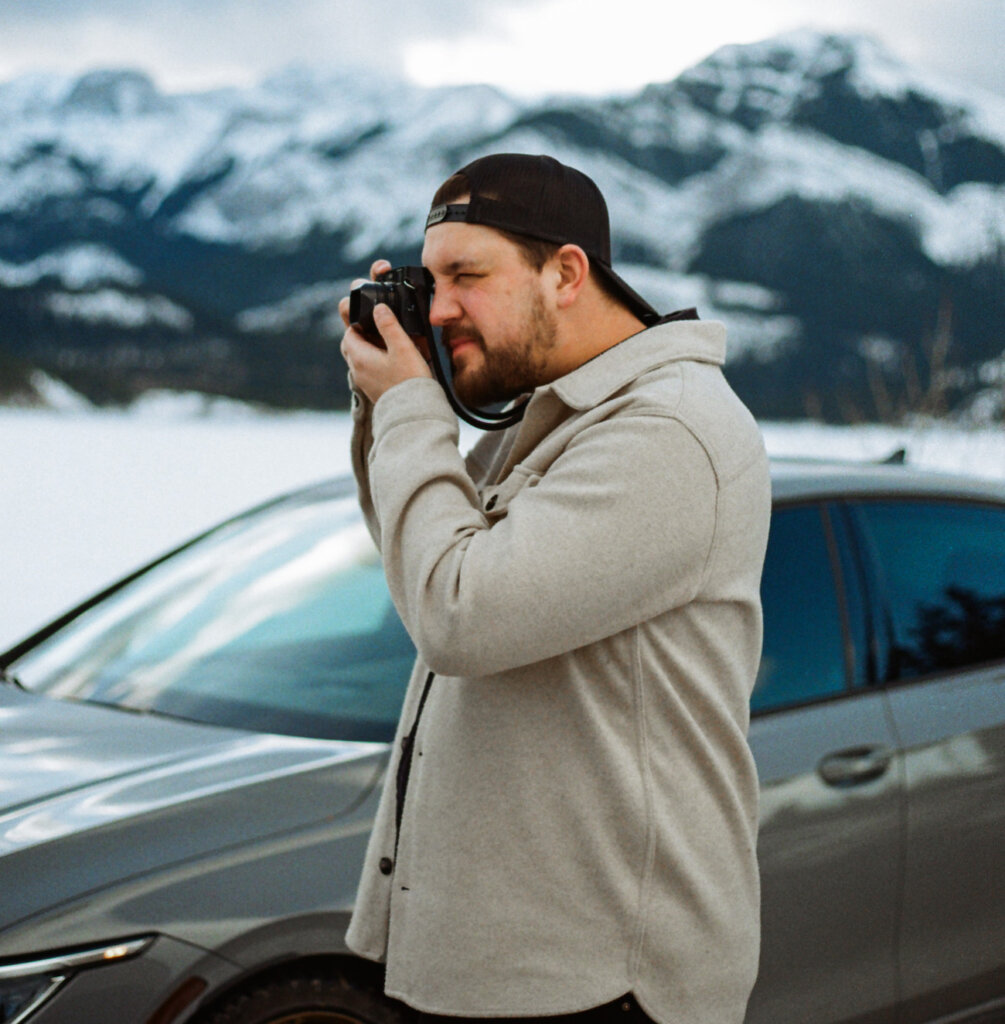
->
[200, 969, 413, 1024]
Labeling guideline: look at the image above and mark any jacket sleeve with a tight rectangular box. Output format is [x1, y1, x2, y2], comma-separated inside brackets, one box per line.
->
[348, 381, 382, 548]
[367, 377, 718, 678]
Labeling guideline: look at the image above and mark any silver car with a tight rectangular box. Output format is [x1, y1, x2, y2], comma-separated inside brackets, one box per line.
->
[2, 459, 1004, 1024]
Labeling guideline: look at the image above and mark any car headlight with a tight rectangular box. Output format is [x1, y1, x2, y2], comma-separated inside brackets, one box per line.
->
[0, 937, 152, 1023]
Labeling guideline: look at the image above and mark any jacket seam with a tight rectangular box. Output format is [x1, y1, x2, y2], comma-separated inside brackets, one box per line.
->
[628, 625, 656, 982]
[719, 444, 769, 487]
[699, 464, 721, 595]
[555, 357, 686, 409]
[662, 413, 721, 596]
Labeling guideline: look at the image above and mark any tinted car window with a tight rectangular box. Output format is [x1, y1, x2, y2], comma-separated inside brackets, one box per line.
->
[12, 493, 415, 741]
[753, 505, 847, 713]
[854, 500, 1005, 680]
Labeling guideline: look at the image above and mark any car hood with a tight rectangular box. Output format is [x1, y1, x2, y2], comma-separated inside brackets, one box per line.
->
[0, 687, 388, 930]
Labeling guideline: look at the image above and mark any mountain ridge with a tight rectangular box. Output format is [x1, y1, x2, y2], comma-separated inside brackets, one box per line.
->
[1, 30, 1002, 421]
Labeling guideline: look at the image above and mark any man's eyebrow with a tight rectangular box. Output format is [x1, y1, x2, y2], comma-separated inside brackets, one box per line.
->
[440, 258, 485, 274]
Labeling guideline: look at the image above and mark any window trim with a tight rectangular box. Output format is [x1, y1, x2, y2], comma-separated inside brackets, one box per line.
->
[821, 502, 859, 694]
[833, 500, 894, 689]
[750, 499, 857, 718]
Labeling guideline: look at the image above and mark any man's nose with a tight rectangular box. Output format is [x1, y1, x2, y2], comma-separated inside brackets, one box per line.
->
[428, 286, 461, 326]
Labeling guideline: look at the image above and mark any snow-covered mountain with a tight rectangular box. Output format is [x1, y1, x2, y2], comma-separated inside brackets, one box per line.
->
[1, 31, 1002, 420]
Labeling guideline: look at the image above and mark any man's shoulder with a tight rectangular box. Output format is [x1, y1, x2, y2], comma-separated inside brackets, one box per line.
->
[549, 320, 724, 413]
[614, 355, 765, 486]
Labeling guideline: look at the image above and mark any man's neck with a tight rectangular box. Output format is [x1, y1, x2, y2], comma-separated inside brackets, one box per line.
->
[545, 299, 647, 381]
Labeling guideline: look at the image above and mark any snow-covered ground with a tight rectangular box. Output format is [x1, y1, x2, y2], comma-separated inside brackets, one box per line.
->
[2, 397, 1003, 652]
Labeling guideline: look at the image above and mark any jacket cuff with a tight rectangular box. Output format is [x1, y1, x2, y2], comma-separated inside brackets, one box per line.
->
[348, 370, 371, 424]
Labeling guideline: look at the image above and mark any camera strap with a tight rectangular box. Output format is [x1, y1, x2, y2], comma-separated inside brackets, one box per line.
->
[398, 267, 526, 431]
[394, 669, 436, 857]
[424, 325, 528, 431]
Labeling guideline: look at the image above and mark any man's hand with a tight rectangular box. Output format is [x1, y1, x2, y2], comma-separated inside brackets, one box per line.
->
[340, 259, 433, 405]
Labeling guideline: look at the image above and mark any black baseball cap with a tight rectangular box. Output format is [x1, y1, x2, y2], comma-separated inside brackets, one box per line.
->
[425, 153, 661, 326]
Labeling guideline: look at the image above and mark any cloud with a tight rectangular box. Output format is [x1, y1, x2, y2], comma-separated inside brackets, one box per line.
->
[0, 0, 542, 90]
[0, 0, 1000, 97]
[403, 0, 1005, 98]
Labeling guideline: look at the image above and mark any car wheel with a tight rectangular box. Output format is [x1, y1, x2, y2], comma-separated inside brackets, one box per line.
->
[201, 970, 412, 1024]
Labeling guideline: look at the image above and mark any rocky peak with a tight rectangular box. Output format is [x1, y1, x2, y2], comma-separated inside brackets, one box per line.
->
[61, 69, 165, 117]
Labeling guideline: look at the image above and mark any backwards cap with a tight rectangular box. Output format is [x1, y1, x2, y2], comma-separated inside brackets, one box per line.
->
[426, 153, 660, 326]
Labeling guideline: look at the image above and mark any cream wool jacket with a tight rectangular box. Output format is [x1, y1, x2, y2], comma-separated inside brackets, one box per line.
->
[344, 319, 771, 1024]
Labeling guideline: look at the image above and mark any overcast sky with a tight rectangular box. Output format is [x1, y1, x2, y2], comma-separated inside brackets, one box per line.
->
[1, 0, 1002, 99]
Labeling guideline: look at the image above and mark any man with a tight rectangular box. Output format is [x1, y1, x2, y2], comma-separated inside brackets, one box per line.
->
[339, 153, 771, 1024]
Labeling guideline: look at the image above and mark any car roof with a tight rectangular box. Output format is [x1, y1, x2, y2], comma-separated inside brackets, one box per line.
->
[255, 456, 1005, 515]
[769, 455, 1005, 505]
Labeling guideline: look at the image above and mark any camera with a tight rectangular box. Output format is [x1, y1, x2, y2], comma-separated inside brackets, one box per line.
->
[349, 265, 432, 340]
[346, 263, 526, 431]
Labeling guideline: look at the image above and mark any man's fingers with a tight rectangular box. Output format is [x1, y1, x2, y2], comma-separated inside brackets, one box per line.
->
[340, 325, 367, 365]
[340, 293, 433, 405]
[339, 277, 373, 328]
[339, 257, 388, 328]
[369, 304, 431, 362]
[372, 304, 412, 349]
[341, 327, 389, 400]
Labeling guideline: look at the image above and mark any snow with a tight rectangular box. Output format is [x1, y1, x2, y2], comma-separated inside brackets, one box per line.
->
[0, 405, 352, 652]
[236, 280, 352, 334]
[45, 289, 194, 330]
[617, 266, 799, 359]
[680, 31, 823, 121]
[27, 372, 94, 412]
[0, 245, 143, 290]
[1, 399, 1002, 653]
[928, 183, 1005, 266]
[0, 159, 85, 211]
[0, 74, 242, 215]
[0, 72, 75, 116]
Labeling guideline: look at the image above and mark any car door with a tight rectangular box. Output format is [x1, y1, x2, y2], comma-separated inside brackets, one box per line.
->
[849, 498, 1005, 1022]
[745, 502, 903, 1024]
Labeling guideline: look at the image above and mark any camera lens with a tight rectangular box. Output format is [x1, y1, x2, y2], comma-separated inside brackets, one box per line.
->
[349, 282, 389, 337]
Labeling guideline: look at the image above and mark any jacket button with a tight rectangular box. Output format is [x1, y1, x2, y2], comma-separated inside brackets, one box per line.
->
[485, 495, 498, 510]
[379, 857, 394, 876]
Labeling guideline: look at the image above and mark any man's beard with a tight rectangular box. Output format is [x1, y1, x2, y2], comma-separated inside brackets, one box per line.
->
[445, 291, 558, 409]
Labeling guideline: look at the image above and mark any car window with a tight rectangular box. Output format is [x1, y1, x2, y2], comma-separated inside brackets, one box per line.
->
[753, 504, 848, 713]
[853, 500, 1005, 680]
[12, 493, 415, 742]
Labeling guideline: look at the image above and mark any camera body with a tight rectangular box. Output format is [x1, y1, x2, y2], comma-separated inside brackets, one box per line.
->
[349, 265, 431, 339]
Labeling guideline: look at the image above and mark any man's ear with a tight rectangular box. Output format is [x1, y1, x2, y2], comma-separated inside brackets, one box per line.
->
[551, 244, 591, 309]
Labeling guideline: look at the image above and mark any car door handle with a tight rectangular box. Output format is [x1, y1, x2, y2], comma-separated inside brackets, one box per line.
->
[817, 745, 894, 787]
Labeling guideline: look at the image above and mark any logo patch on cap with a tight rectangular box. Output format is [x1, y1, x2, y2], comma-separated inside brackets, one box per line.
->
[426, 204, 449, 228]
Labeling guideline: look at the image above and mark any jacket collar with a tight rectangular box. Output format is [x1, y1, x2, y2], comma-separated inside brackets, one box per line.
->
[541, 320, 727, 411]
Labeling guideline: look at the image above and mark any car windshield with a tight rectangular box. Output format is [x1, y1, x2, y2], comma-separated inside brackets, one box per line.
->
[10, 487, 414, 742]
